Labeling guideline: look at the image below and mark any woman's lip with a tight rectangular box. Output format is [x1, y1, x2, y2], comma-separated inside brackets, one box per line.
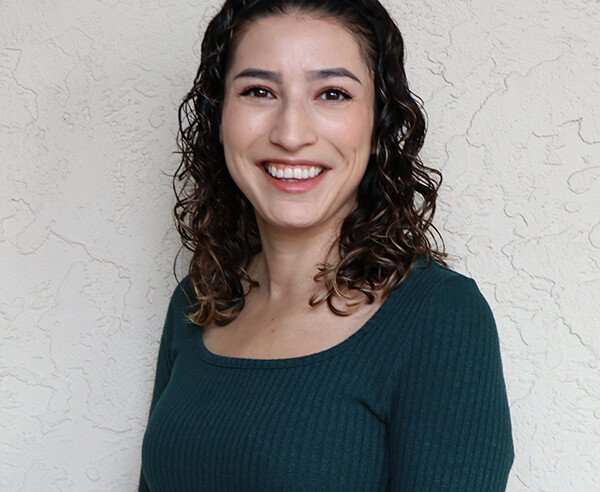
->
[258, 161, 327, 193]
[257, 159, 330, 169]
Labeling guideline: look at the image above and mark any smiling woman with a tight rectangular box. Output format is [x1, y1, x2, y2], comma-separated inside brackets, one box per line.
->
[138, 1, 514, 491]
[221, 14, 374, 232]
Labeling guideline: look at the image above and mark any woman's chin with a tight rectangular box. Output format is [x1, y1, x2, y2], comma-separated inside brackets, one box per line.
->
[265, 218, 323, 233]
[257, 210, 331, 234]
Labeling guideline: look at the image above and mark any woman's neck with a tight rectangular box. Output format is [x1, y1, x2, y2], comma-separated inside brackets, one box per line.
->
[249, 222, 339, 303]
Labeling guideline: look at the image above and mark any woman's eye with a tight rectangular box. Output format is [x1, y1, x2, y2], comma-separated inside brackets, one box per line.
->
[240, 87, 273, 98]
[319, 89, 352, 101]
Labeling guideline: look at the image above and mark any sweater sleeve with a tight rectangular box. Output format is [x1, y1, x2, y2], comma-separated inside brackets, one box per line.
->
[388, 276, 514, 491]
[138, 284, 181, 492]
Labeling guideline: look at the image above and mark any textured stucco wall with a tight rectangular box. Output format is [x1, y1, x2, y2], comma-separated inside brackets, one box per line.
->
[1, 1, 598, 490]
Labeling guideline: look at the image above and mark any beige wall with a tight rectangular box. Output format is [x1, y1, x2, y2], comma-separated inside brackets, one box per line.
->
[1, 0, 598, 490]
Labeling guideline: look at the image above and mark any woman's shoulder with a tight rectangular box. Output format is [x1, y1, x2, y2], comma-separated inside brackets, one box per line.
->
[406, 256, 480, 288]
[394, 257, 490, 302]
[381, 257, 497, 342]
[167, 275, 195, 310]
[159, 276, 199, 349]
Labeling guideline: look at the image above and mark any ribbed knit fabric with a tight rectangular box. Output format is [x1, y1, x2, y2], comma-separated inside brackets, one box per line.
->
[139, 261, 514, 491]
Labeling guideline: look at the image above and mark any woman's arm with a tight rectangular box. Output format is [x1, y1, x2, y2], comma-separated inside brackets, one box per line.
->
[388, 276, 514, 491]
[138, 284, 180, 492]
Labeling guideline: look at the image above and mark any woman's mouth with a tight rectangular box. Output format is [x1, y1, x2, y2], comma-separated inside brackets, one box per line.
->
[259, 160, 327, 193]
[263, 162, 325, 181]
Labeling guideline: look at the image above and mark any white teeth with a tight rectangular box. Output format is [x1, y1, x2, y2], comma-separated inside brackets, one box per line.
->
[265, 163, 324, 180]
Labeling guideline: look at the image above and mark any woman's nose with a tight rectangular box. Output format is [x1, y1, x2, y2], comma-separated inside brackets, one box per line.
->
[268, 99, 318, 151]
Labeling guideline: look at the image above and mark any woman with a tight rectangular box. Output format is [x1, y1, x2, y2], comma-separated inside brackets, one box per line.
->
[139, 0, 514, 490]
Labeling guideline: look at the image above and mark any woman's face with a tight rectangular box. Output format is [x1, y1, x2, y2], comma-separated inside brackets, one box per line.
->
[221, 13, 375, 235]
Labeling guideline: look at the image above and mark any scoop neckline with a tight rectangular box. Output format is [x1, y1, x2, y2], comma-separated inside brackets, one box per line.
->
[193, 291, 395, 369]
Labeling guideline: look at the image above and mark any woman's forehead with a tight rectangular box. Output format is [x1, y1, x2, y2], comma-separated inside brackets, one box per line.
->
[227, 13, 372, 77]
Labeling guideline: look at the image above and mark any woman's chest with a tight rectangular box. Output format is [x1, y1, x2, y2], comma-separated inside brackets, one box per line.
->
[142, 351, 391, 492]
[201, 299, 381, 360]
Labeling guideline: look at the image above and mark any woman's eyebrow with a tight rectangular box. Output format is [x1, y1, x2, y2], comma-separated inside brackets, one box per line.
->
[307, 68, 362, 84]
[233, 69, 283, 83]
[233, 67, 362, 85]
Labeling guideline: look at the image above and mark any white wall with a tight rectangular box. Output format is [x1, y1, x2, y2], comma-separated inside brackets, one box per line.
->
[1, 1, 598, 490]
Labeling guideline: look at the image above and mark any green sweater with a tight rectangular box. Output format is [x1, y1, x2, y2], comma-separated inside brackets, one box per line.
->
[139, 261, 513, 491]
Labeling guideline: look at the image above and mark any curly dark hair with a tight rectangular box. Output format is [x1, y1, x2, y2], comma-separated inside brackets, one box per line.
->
[174, 0, 445, 326]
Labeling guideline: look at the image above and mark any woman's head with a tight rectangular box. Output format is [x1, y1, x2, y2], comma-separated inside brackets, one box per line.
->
[191, 0, 424, 169]
[175, 0, 444, 325]
[221, 12, 376, 233]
